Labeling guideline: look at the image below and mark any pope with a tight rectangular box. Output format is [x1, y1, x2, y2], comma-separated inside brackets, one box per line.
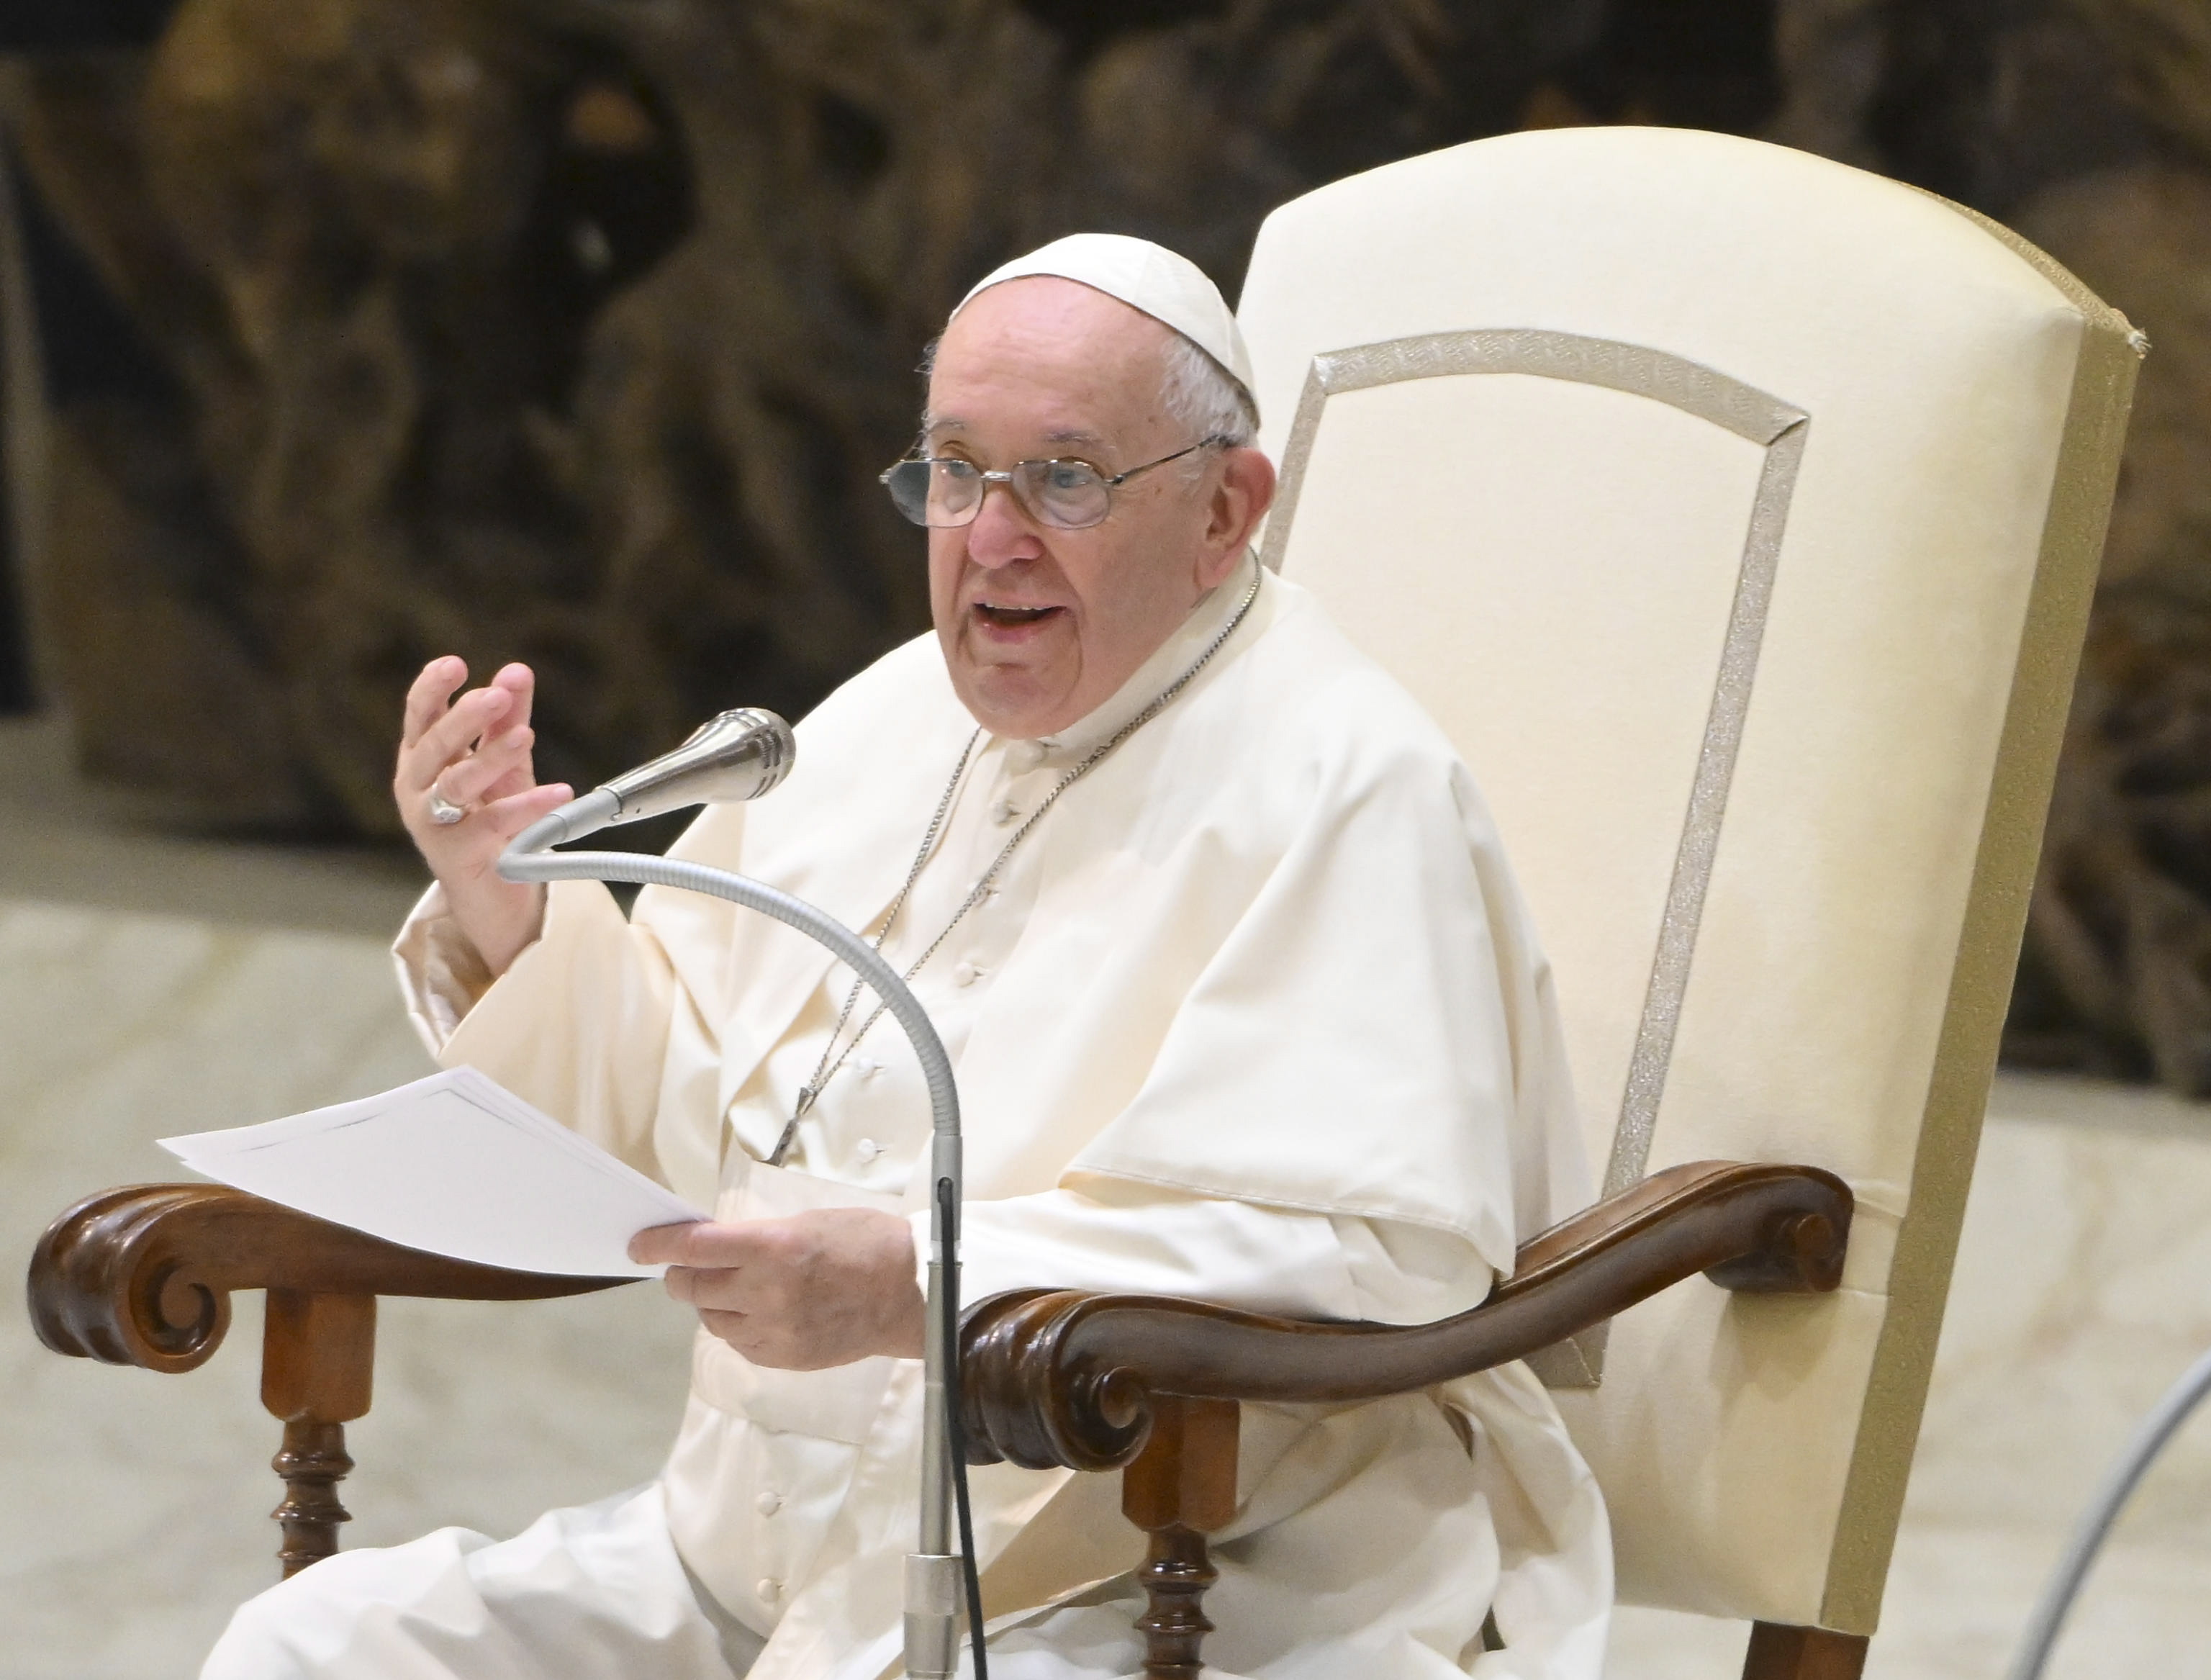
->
[202, 234, 1612, 1679]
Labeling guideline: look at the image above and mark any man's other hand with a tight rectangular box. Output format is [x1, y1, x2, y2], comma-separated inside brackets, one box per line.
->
[394, 656, 574, 977]
[631, 1209, 926, 1369]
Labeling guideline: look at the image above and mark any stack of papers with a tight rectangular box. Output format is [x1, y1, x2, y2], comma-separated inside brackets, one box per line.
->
[160, 1067, 705, 1277]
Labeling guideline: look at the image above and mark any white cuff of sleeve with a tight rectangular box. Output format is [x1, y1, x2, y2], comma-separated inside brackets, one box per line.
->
[389, 877, 578, 1058]
[390, 880, 496, 1056]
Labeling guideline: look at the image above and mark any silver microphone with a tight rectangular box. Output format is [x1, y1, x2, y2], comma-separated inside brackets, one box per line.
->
[505, 708, 795, 853]
[602, 707, 795, 823]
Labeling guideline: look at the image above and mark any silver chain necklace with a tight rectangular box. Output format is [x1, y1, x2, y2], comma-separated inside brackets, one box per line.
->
[769, 564, 1262, 1165]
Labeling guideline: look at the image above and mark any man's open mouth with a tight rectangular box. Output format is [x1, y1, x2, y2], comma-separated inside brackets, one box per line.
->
[975, 601, 1062, 628]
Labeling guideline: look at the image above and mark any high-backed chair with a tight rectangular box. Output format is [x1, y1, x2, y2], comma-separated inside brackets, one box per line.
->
[31, 127, 2135, 1680]
[1227, 121, 2143, 1666]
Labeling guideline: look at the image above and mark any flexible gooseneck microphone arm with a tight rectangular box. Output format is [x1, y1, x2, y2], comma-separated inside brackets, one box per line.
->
[494, 709, 980, 1680]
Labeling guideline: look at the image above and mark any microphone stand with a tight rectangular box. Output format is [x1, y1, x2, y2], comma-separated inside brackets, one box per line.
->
[499, 754, 976, 1680]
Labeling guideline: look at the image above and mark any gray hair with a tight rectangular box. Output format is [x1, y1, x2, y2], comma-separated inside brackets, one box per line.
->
[1160, 333, 1259, 451]
[915, 328, 1259, 460]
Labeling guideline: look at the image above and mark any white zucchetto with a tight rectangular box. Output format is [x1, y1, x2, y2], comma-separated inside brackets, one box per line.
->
[955, 232, 1257, 417]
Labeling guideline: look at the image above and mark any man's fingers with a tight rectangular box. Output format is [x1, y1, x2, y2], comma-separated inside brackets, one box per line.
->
[698, 1309, 785, 1365]
[439, 727, 533, 807]
[479, 759, 539, 806]
[483, 782, 575, 839]
[630, 1217, 718, 1267]
[630, 1217, 790, 1271]
[668, 1266, 780, 1322]
[401, 657, 467, 751]
[639, 1209, 920, 1368]
[477, 719, 544, 805]
[399, 686, 515, 793]
[490, 663, 537, 734]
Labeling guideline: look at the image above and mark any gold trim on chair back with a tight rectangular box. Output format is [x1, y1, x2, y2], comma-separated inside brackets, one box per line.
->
[1235, 127, 2139, 1632]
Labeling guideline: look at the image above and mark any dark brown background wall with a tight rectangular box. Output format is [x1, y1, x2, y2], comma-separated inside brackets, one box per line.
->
[1, 0, 2208, 1088]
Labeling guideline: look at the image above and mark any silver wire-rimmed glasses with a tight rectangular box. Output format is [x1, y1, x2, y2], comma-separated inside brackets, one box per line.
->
[879, 438, 1226, 531]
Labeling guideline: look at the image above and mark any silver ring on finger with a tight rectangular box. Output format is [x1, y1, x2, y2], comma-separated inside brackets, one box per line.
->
[426, 786, 469, 826]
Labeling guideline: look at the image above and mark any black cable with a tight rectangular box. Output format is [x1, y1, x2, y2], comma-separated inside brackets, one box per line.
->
[939, 1175, 989, 1679]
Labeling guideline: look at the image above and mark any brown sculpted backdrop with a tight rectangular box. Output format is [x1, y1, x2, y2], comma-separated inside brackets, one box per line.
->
[4, 0, 2211, 1088]
[1, 0, 1607, 834]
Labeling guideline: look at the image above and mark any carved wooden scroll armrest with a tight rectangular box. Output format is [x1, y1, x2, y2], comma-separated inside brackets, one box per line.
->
[958, 1160, 1849, 1680]
[30, 1183, 628, 1370]
[29, 1184, 630, 1573]
[959, 1159, 1852, 1474]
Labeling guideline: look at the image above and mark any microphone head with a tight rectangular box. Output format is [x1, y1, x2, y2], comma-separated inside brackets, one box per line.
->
[601, 708, 796, 824]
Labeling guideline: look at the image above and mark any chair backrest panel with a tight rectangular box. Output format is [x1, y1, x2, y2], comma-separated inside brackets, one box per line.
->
[1236, 127, 2138, 1630]
[1266, 348, 1793, 1198]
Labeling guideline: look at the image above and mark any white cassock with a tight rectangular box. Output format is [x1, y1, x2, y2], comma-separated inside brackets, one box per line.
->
[205, 557, 1612, 1679]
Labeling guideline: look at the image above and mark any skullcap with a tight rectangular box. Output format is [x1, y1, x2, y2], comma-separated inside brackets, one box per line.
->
[954, 233, 1257, 417]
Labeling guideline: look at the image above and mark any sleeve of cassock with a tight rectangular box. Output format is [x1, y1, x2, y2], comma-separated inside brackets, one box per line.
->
[392, 876, 682, 1181]
[1065, 712, 1561, 1279]
[915, 1182, 1494, 1328]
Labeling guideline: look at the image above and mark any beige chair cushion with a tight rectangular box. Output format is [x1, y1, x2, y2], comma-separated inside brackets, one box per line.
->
[1236, 125, 2138, 1631]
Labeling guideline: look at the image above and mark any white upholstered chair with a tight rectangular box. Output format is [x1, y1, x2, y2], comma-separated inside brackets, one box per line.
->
[1228, 123, 2140, 1673]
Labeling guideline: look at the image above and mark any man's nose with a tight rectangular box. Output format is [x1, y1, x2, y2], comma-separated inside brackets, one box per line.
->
[962, 479, 1045, 569]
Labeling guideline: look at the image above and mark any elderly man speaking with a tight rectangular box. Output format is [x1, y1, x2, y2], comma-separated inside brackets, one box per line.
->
[204, 235, 1611, 1679]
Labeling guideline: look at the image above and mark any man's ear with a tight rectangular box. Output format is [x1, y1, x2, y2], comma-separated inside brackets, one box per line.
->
[1198, 446, 1277, 587]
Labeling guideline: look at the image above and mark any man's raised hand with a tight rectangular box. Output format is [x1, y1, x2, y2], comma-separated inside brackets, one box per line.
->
[394, 657, 574, 977]
[630, 1209, 926, 1370]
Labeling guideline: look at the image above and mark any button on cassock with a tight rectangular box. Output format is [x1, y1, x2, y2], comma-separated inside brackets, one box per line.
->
[755, 1491, 782, 1517]
[1005, 740, 1046, 774]
[952, 962, 980, 987]
[756, 1577, 782, 1602]
[990, 799, 1019, 826]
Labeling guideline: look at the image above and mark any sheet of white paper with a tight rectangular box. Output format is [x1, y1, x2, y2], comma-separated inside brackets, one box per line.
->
[160, 1067, 705, 1277]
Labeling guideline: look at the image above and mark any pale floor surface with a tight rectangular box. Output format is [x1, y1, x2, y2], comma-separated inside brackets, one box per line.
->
[0, 736, 2206, 1677]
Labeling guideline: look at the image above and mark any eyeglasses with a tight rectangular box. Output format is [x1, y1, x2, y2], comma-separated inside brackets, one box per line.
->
[879, 438, 1226, 531]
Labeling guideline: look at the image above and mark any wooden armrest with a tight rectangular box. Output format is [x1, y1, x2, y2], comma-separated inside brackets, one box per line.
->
[30, 1182, 636, 1575]
[30, 1183, 629, 1376]
[959, 1159, 1851, 1473]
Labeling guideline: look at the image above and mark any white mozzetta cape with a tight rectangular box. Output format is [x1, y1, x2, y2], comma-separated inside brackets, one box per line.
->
[398, 564, 1610, 1679]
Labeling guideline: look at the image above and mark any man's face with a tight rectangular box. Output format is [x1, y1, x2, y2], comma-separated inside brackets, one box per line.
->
[923, 278, 1269, 739]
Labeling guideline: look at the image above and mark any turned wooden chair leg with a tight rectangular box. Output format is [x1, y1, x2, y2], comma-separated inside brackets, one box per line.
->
[261, 1291, 375, 1576]
[1742, 1622, 1871, 1680]
[1121, 1395, 1240, 1680]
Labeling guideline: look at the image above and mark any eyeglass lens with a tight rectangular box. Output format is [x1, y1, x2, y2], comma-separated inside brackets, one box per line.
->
[883, 459, 1112, 530]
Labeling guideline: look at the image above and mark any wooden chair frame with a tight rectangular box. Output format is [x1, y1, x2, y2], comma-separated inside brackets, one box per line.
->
[32, 1156, 1861, 1678]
